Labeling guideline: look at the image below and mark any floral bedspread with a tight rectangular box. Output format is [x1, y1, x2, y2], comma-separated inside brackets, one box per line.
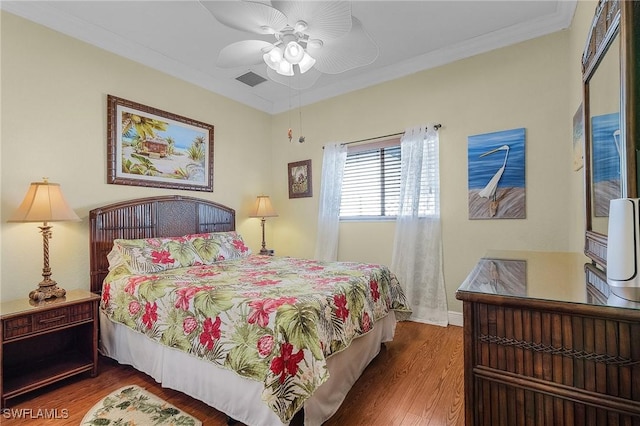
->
[101, 255, 411, 423]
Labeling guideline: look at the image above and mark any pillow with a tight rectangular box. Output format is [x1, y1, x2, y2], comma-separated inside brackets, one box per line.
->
[106, 245, 127, 271]
[110, 235, 203, 274]
[188, 231, 252, 263]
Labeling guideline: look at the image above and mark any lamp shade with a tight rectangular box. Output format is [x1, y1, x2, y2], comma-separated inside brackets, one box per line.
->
[8, 180, 80, 223]
[249, 195, 278, 218]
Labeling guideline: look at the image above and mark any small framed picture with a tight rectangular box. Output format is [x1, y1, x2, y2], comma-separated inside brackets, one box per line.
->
[288, 159, 312, 198]
[107, 95, 214, 192]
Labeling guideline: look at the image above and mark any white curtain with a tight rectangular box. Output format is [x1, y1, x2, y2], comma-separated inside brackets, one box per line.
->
[315, 142, 348, 261]
[391, 126, 448, 326]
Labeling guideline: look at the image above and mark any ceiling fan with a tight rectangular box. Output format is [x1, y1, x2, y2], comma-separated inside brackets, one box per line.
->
[200, 1, 379, 89]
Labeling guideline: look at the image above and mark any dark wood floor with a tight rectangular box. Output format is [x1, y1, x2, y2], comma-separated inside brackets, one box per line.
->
[2, 321, 464, 425]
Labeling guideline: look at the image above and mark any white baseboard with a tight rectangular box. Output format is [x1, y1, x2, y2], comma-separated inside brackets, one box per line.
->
[448, 311, 463, 327]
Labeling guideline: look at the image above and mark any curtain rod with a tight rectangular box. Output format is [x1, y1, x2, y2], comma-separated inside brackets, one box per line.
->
[340, 123, 442, 146]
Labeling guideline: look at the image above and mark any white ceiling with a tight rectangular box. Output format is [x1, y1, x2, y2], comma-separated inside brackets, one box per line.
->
[1, 1, 577, 114]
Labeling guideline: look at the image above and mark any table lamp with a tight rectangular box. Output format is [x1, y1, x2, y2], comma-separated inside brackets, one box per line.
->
[8, 179, 81, 301]
[249, 195, 278, 255]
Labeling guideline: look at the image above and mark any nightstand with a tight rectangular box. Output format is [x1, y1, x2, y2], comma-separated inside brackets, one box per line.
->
[0, 289, 100, 407]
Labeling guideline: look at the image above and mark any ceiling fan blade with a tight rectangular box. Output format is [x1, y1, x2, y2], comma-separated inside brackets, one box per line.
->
[200, 1, 287, 34]
[217, 40, 274, 68]
[271, 1, 352, 40]
[308, 17, 379, 74]
[266, 67, 322, 90]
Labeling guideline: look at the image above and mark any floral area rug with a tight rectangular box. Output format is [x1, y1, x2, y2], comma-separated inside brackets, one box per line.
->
[81, 385, 202, 426]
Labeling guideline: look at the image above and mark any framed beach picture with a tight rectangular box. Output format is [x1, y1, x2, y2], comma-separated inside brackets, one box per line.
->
[288, 159, 312, 198]
[591, 112, 621, 216]
[468, 128, 526, 219]
[107, 95, 214, 192]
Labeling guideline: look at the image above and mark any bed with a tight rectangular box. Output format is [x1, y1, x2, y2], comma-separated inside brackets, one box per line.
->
[90, 195, 410, 425]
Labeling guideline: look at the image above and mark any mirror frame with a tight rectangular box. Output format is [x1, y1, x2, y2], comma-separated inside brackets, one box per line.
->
[583, 0, 639, 269]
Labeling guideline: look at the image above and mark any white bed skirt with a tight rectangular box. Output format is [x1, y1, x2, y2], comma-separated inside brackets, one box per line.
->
[99, 311, 397, 425]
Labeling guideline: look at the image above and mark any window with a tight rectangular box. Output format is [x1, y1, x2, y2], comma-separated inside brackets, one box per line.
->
[339, 137, 438, 219]
[340, 139, 401, 219]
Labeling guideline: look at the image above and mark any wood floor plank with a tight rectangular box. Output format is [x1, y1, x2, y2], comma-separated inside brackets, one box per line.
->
[420, 330, 465, 425]
[1, 321, 464, 425]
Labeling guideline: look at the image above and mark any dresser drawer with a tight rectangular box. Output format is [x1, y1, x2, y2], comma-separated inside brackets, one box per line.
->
[3, 302, 94, 340]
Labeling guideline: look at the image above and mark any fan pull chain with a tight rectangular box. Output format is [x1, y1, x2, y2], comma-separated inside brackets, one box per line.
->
[298, 86, 305, 143]
[287, 79, 293, 142]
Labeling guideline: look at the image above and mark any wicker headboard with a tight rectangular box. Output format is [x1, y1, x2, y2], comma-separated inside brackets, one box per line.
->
[89, 195, 236, 293]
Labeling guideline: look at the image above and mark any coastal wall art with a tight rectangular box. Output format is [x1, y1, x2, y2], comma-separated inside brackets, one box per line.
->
[591, 112, 621, 216]
[468, 128, 526, 219]
[107, 95, 214, 192]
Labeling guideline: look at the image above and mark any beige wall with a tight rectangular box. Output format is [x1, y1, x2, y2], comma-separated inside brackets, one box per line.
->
[0, 12, 4, 292]
[0, 12, 272, 301]
[1, 3, 597, 314]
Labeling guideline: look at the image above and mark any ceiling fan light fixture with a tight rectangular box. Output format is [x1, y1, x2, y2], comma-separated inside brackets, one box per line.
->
[283, 41, 305, 64]
[208, 0, 376, 86]
[298, 52, 316, 74]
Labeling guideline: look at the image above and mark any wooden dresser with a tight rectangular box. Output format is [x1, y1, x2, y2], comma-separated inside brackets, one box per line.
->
[456, 251, 640, 425]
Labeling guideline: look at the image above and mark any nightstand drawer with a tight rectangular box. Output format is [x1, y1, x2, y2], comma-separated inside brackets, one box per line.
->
[3, 303, 94, 340]
[3, 316, 32, 340]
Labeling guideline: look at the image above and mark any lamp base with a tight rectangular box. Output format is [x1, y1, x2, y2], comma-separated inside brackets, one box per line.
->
[29, 279, 66, 301]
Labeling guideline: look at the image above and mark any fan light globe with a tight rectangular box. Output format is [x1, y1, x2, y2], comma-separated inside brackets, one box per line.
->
[277, 60, 294, 76]
[284, 41, 305, 64]
[263, 47, 283, 71]
[263, 53, 277, 71]
[298, 52, 316, 74]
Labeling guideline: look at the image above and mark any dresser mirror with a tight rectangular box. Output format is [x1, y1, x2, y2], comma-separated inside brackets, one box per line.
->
[583, 0, 639, 269]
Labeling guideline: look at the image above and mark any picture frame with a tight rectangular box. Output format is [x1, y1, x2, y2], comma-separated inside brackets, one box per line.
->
[107, 95, 214, 192]
[467, 127, 526, 219]
[288, 159, 312, 198]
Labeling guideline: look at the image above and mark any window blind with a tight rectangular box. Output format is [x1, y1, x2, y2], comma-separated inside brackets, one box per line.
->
[340, 144, 401, 218]
[340, 136, 438, 219]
